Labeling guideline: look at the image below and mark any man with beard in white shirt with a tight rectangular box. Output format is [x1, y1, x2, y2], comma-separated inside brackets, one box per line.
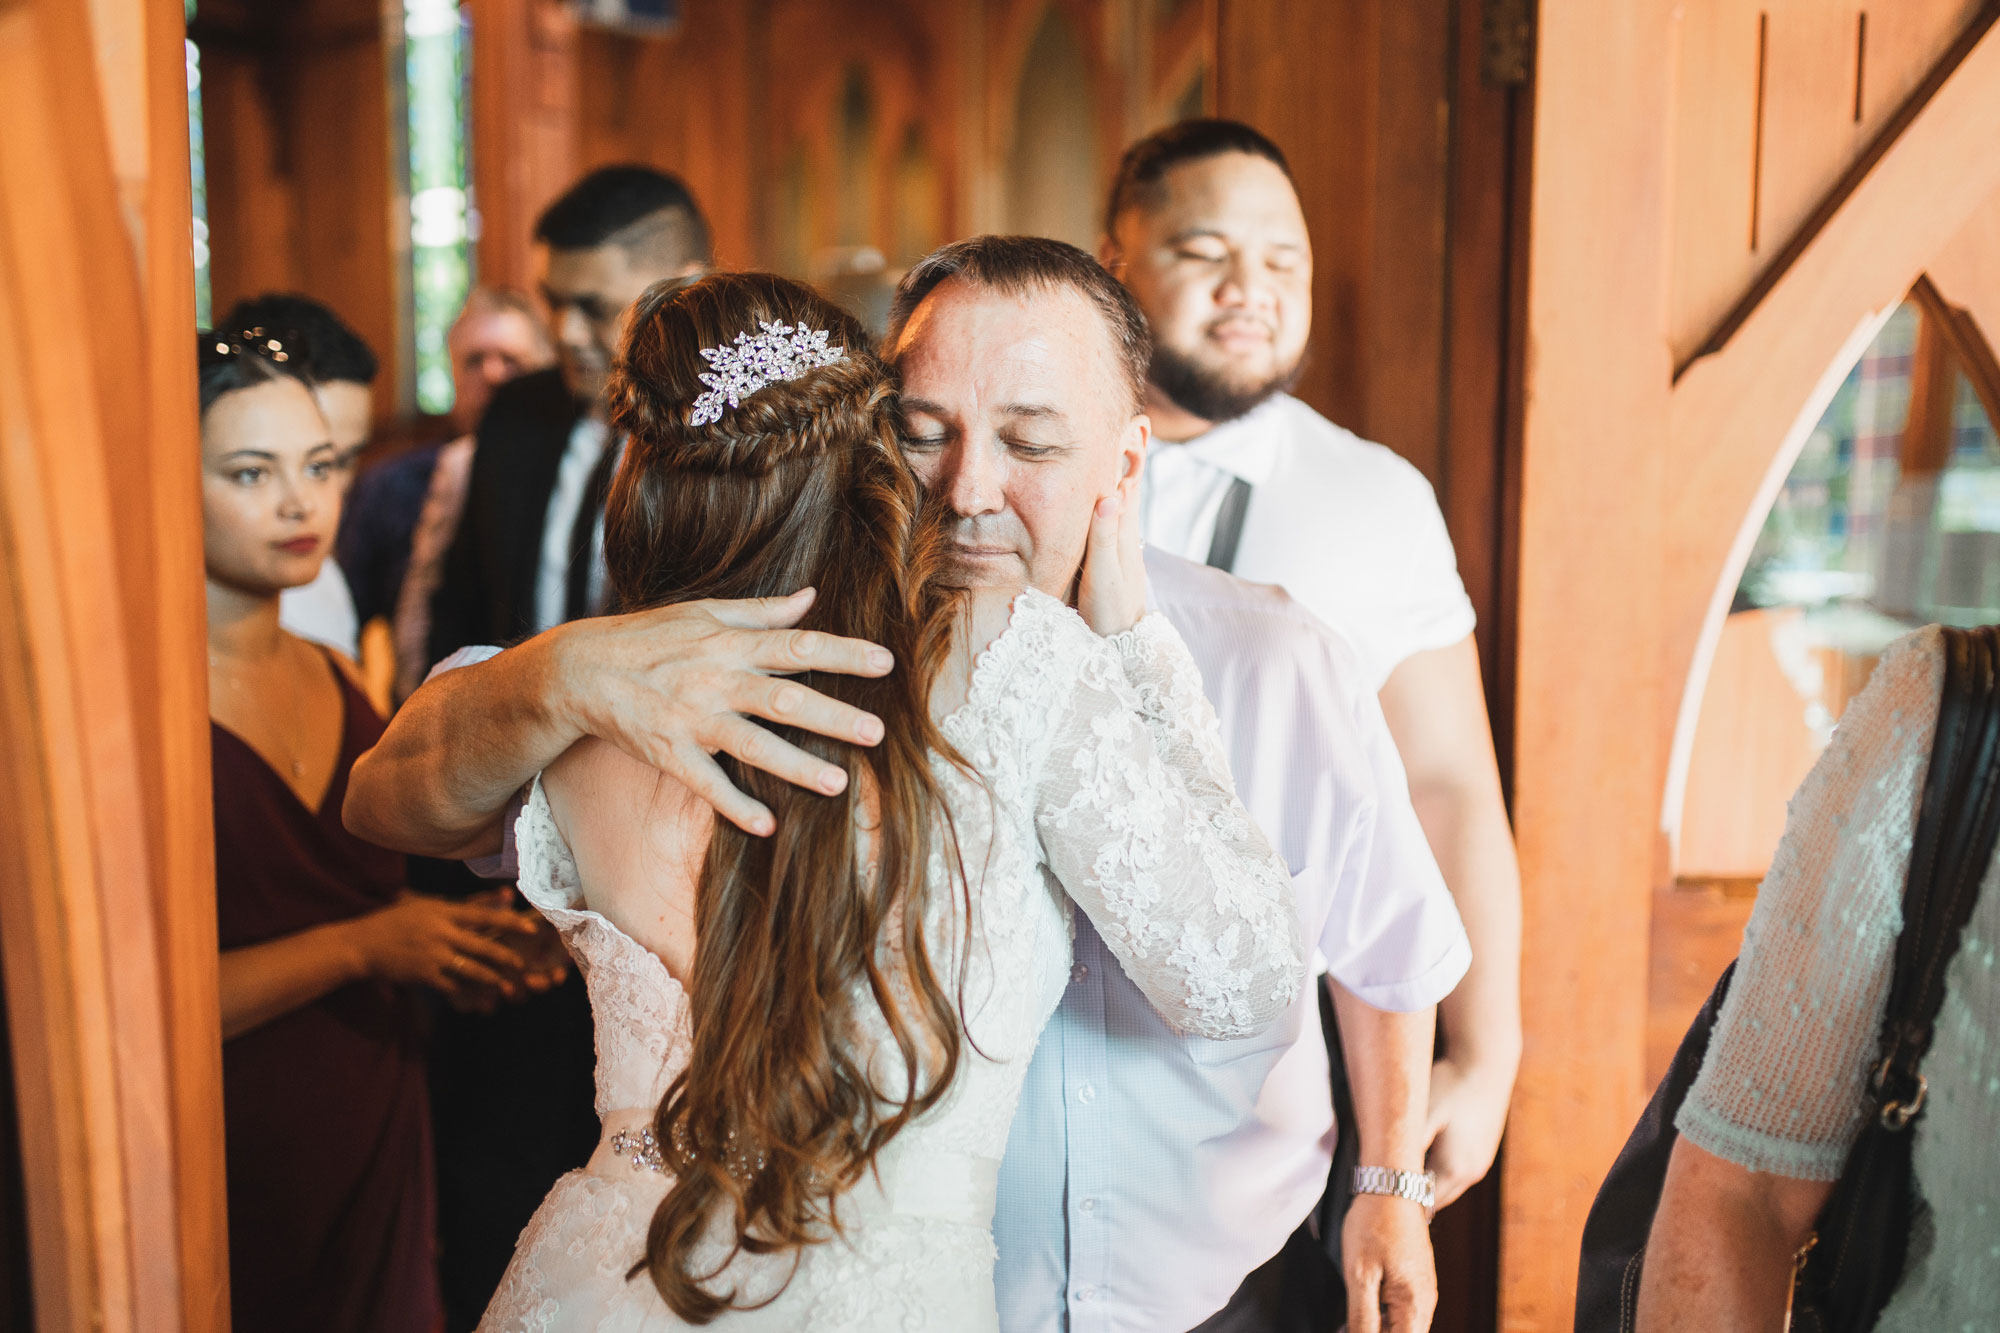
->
[1101, 122, 1522, 1240]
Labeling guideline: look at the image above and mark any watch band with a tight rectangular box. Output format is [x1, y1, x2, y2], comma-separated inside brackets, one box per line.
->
[1351, 1165, 1436, 1210]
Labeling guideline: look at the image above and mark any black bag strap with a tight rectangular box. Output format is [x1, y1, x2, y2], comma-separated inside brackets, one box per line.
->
[1204, 476, 1253, 574]
[1867, 625, 2000, 1126]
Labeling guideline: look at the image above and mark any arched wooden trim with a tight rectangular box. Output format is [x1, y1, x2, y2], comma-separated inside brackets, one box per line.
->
[1659, 304, 1895, 861]
[1660, 50, 2000, 804]
[1664, 263, 2000, 864]
[1912, 272, 2000, 433]
[1676, 6, 2000, 379]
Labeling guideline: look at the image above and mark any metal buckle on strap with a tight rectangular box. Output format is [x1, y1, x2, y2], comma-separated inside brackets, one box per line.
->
[1870, 1057, 1928, 1130]
[1879, 1073, 1928, 1131]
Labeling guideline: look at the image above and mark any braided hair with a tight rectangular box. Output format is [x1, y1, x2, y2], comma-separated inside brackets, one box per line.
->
[607, 273, 973, 1321]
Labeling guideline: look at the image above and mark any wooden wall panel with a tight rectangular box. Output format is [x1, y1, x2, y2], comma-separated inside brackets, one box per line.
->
[1442, 0, 1526, 733]
[1645, 881, 1755, 1086]
[576, 1, 763, 268]
[1757, 5, 1875, 257]
[1675, 609, 1825, 879]
[200, 45, 305, 319]
[1508, 3, 1677, 1325]
[194, 0, 397, 421]
[555, 0, 970, 280]
[1668, 0, 1989, 360]
[1861, 0, 1991, 133]
[1216, 5, 1524, 1328]
[1216, 0, 1379, 445]
[1667, 3, 1762, 364]
[469, 0, 579, 295]
[292, 6, 397, 415]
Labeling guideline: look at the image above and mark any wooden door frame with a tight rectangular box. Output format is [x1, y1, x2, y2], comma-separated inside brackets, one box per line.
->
[0, 0, 224, 1328]
[1508, 5, 2000, 1326]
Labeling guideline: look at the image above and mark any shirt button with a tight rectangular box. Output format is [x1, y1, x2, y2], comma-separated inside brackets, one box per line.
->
[1078, 1197, 1097, 1215]
[1075, 1287, 1096, 1302]
[1076, 1083, 1096, 1105]
[1072, 962, 1088, 983]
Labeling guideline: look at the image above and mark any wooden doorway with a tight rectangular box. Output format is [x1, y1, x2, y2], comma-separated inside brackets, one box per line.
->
[1510, 4, 2000, 1325]
[0, 0, 224, 1327]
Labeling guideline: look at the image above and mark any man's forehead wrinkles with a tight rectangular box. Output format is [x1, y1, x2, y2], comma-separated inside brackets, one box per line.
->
[999, 403, 1066, 422]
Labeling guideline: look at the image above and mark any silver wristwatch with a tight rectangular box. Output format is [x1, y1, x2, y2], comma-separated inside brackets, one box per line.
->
[1351, 1165, 1436, 1210]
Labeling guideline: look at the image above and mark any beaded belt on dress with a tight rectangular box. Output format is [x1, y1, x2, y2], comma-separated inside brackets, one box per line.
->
[589, 1108, 1000, 1228]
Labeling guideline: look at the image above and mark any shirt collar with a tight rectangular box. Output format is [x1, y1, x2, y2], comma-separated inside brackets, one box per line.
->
[1150, 394, 1289, 486]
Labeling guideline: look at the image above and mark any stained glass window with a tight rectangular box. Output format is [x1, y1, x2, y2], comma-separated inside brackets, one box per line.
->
[186, 0, 210, 328]
[404, 0, 473, 416]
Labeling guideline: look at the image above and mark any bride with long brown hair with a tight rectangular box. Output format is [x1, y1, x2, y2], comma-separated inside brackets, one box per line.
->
[476, 271, 1303, 1331]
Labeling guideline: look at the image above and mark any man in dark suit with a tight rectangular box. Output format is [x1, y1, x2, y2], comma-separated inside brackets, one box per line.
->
[429, 166, 711, 659]
[423, 164, 711, 1331]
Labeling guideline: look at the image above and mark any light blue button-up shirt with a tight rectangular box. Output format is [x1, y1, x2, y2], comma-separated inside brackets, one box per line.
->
[994, 551, 1471, 1333]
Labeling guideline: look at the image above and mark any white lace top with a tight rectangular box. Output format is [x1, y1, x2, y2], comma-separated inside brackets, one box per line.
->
[1679, 626, 2000, 1329]
[482, 589, 1304, 1332]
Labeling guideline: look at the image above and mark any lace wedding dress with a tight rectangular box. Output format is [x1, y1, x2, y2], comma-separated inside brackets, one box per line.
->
[479, 590, 1304, 1332]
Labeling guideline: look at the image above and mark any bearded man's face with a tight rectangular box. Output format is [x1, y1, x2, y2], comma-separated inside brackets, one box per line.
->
[1108, 150, 1313, 431]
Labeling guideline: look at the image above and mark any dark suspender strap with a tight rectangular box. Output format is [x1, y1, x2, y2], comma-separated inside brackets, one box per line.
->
[1204, 476, 1253, 574]
[1874, 625, 2000, 1114]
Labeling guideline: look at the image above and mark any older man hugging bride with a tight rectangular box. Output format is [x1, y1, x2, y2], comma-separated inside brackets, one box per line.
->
[347, 238, 1466, 1333]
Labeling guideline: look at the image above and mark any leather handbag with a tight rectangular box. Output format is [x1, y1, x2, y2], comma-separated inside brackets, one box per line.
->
[1575, 624, 2000, 1332]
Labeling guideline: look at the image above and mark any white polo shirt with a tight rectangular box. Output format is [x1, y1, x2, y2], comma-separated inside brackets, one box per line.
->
[1140, 394, 1476, 690]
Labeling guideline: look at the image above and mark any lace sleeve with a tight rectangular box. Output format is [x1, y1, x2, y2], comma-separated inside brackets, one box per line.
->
[1034, 608, 1306, 1039]
[1678, 627, 1943, 1180]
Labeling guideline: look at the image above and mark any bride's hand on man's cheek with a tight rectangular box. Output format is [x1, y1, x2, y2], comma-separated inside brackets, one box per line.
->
[1077, 491, 1146, 635]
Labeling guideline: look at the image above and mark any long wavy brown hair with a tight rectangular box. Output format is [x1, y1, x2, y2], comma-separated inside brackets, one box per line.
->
[603, 272, 970, 1320]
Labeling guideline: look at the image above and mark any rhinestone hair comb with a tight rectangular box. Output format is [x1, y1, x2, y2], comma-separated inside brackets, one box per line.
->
[689, 320, 846, 427]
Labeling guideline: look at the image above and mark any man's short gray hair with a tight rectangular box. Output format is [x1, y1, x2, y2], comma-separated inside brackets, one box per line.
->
[885, 235, 1152, 411]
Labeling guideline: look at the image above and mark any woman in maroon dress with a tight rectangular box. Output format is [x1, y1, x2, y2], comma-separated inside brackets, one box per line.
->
[199, 331, 540, 1332]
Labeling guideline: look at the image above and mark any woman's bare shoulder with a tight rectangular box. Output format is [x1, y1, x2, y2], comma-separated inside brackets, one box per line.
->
[541, 737, 707, 977]
[544, 735, 657, 803]
[543, 739, 709, 870]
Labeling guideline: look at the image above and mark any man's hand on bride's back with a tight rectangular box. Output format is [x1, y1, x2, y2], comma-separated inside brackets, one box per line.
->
[549, 587, 893, 837]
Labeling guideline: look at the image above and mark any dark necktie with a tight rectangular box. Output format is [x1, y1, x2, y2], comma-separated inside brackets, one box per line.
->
[563, 435, 621, 624]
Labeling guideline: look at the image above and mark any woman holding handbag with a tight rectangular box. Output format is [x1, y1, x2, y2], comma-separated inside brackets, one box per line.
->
[1633, 624, 2000, 1330]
